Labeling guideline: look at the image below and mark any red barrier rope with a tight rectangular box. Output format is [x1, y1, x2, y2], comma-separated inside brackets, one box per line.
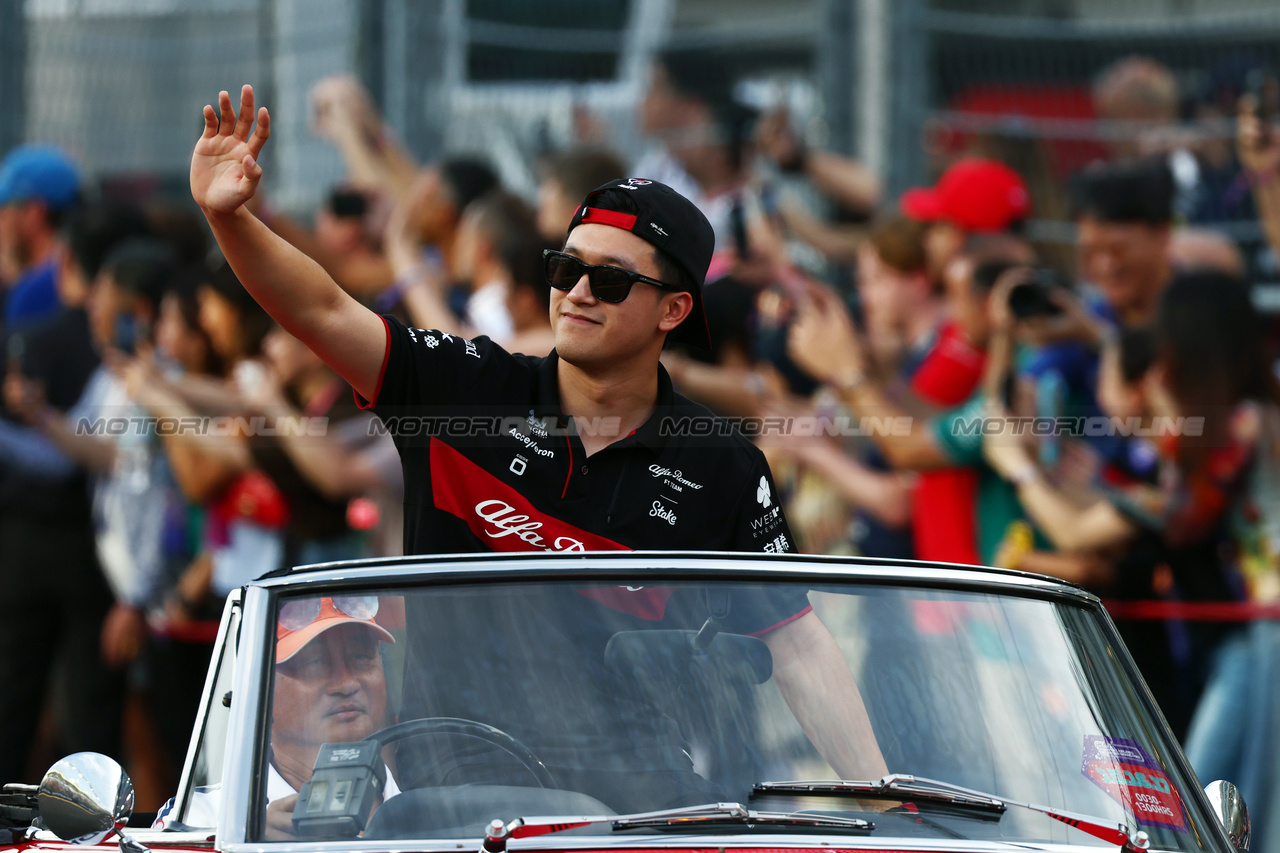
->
[1103, 599, 1280, 622]
[150, 620, 221, 644]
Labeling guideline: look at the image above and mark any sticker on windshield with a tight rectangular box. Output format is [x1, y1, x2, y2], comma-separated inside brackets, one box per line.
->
[1081, 735, 1187, 832]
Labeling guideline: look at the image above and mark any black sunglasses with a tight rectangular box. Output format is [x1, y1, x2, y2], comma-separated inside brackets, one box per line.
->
[543, 249, 677, 303]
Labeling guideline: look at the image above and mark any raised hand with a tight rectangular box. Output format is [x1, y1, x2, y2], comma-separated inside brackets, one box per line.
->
[787, 284, 866, 387]
[756, 108, 804, 171]
[309, 74, 378, 141]
[191, 85, 272, 214]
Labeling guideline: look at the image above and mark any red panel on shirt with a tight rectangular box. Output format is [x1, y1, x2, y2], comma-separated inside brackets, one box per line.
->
[909, 322, 985, 565]
[429, 437, 631, 553]
[428, 439, 692, 621]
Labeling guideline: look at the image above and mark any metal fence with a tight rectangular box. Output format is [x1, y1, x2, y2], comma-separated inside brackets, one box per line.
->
[5, 0, 1280, 284]
[885, 0, 1280, 285]
[0, 0, 835, 210]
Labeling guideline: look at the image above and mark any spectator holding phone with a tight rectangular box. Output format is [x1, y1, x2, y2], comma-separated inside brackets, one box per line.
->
[983, 271, 1276, 761]
[788, 231, 1036, 565]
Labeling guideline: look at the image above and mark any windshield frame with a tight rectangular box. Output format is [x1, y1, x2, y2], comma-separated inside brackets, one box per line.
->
[213, 551, 1230, 853]
[170, 588, 241, 828]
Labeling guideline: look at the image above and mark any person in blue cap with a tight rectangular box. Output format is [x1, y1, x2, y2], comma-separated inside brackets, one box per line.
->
[0, 144, 83, 329]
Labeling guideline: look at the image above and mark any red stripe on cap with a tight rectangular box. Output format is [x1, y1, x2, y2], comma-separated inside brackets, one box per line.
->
[580, 207, 638, 231]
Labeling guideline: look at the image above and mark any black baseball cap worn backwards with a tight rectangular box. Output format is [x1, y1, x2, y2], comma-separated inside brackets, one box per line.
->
[568, 177, 714, 349]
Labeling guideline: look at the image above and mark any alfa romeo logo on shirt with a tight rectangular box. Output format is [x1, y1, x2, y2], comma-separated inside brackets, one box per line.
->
[756, 476, 771, 508]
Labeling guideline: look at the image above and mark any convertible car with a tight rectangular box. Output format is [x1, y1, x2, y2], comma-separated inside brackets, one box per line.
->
[0, 552, 1250, 853]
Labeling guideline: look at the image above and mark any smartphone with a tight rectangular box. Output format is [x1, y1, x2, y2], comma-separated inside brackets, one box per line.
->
[115, 315, 140, 355]
[329, 188, 369, 220]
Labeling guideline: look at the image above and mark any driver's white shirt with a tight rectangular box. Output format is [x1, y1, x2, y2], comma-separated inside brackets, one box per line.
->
[153, 761, 400, 830]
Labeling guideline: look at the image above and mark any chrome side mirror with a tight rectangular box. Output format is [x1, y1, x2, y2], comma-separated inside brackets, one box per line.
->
[37, 753, 134, 845]
[1204, 780, 1250, 852]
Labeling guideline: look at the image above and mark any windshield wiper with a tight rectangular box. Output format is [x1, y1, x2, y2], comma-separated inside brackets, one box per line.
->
[480, 802, 873, 852]
[753, 774, 1150, 853]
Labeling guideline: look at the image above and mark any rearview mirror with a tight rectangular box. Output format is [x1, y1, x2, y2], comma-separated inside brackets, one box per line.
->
[38, 753, 134, 845]
[605, 629, 773, 684]
[1204, 780, 1250, 852]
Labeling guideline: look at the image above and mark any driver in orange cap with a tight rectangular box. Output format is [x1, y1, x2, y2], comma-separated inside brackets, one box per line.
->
[155, 595, 399, 837]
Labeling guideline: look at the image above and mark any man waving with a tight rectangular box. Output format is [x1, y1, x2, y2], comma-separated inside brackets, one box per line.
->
[190, 85, 887, 785]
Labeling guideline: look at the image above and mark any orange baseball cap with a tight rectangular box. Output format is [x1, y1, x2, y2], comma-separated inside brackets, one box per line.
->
[276, 595, 396, 663]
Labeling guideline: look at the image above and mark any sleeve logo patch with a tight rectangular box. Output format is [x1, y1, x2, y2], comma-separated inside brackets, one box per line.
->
[756, 475, 772, 508]
[1081, 735, 1187, 832]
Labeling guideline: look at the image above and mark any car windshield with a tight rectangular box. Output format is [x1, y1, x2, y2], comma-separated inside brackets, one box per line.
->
[255, 578, 1214, 850]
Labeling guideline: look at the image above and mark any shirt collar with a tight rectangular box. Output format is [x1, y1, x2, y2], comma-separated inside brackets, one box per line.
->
[631, 363, 676, 451]
[533, 351, 675, 453]
[266, 761, 295, 803]
[533, 350, 564, 423]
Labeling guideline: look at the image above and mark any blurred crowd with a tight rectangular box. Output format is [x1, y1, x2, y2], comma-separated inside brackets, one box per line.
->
[5, 47, 1280, 830]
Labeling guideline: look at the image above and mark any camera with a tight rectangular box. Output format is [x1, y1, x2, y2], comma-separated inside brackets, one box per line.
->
[1007, 269, 1065, 320]
[974, 260, 1066, 320]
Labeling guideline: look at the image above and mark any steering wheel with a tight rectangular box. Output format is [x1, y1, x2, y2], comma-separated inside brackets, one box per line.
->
[367, 717, 557, 789]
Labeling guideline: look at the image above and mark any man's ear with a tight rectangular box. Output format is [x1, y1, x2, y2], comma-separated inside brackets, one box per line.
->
[657, 291, 694, 333]
[16, 199, 48, 236]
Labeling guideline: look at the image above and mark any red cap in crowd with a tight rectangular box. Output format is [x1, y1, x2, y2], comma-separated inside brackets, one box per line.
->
[901, 158, 1031, 232]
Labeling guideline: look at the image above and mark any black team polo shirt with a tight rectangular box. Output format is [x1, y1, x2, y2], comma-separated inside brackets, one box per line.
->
[357, 315, 807, 627]
[360, 314, 797, 558]
[359, 315, 813, 804]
